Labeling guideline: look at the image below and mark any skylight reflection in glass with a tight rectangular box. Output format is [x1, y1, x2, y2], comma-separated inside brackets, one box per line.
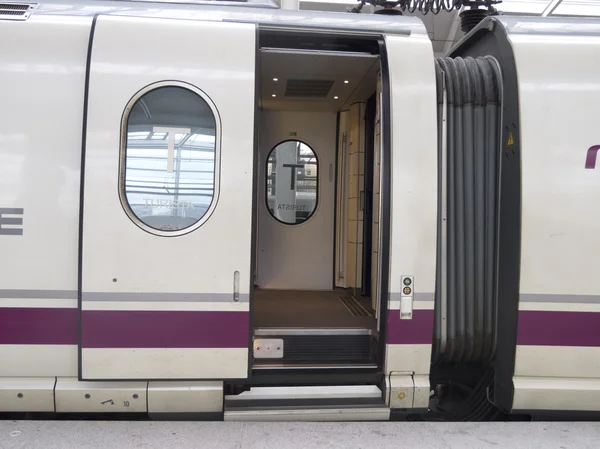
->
[122, 85, 217, 233]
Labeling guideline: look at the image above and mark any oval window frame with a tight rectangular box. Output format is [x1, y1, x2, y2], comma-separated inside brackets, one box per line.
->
[118, 80, 222, 237]
[265, 139, 320, 226]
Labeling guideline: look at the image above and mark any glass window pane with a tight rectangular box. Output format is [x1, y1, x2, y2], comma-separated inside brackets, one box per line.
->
[266, 140, 318, 225]
[496, 0, 550, 14]
[121, 85, 217, 234]
[553, 1, 600, 17]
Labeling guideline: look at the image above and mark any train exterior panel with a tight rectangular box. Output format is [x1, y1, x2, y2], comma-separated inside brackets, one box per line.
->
[507, 20, 600, 412]
[0, 0, 599, 420]
[0, 12, 89, 379]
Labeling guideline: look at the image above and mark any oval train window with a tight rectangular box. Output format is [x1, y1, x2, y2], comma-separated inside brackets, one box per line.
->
[266, 140, 318, 225]
[120, 84, 218, 235]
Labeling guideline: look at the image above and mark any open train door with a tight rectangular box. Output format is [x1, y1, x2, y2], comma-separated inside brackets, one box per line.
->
[78, 15, 256, 380]
[380, 32, 438, 410]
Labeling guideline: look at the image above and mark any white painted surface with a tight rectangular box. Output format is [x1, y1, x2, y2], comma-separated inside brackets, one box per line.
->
[389, 299, 435, 311]
[0, 345, 78, 377]
[82, 301, 250, 311]
[148, 381, 223, 413]
[508, 31, 600, 406]
[0, 16, 89, 292]
[81, 16, 255, 378]
[82, 348, 248, 379]
[0, 15, 86, 381]
[257, 110, 337, 290]
[413, 375, 430, 409]
[0, 378, 55, 412]
[55, 378, 147, 413]
[383, 33, 437, 380]
[387, 374, 414, 409]
[384, 33, 437, 305]
[385, 344, 432, 375]
[82, 15, 254, 295]
[512, 32, 600, 297]
[0, 298, 77, 308]
[515, 346, 600, 379]
[519, 302, 600, 312]
[513, 377, 600, 411]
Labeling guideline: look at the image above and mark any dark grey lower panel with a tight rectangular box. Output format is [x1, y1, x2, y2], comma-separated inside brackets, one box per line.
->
[244, 371, 383, 386]
[253, 333, 379, 367]
[148, 412, 224, 421]
[225, 397, 384, 410]
[514, 410, 600, 422]
[390, 408, 429, 421]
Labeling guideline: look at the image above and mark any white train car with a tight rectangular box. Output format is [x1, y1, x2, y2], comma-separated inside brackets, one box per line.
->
[1, 0, 599, 421]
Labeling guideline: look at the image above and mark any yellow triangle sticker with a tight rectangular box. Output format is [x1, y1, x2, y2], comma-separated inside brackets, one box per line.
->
[507, 132, 514, 146]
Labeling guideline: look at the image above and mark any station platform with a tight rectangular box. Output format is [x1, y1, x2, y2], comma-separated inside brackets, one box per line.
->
[2, 420, 600, 449]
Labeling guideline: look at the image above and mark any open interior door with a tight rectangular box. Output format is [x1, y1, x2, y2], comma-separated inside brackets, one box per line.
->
[79, 15, 256, 380]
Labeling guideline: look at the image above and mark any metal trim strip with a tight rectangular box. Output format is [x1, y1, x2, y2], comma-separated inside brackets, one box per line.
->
[0, 290, 78, 299]
[83, 292, 249, 302]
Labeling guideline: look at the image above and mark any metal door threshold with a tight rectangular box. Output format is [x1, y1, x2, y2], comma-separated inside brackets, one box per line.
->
[227, 385, 382, 401]
[252, 364, 378, 370]
[254, 327, 375, 336]
[224, 385, 387, 417]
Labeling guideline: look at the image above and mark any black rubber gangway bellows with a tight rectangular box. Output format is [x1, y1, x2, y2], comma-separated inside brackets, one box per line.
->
[433, 56, 503, 366]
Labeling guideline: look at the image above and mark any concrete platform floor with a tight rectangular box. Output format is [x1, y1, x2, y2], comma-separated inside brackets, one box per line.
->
[2, 421, 600, 449]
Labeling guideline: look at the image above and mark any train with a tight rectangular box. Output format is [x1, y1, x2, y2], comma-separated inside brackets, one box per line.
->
[1, 0, 599, 421]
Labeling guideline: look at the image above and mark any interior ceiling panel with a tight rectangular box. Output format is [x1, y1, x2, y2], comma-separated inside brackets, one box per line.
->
[260, 49, 379, 112]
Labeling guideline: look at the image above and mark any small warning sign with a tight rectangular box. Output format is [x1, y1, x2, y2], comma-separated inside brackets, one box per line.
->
[507, 132, 514, 146]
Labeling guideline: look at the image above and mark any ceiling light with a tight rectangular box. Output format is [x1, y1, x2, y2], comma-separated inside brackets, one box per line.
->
[272, 94, 276, 97]
[334, 96, 339, 99]
[273, 78, 278, 82]
[344, 80, 349, 84]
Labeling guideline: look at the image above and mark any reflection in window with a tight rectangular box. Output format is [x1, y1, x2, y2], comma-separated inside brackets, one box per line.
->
[121, 85, 217, 234]
[266, 140, 318, 225]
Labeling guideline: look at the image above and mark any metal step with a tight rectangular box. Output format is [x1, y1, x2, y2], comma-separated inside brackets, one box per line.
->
[224, 407, 390, 421]
[253, 328, 379, 368]
[224, 385, 388, 421]
[254, 328, 377, 336]
[226, 385, 383, 405]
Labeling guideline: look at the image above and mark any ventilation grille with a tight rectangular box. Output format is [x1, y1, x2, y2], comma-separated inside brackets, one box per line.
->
[284, 79, 334, 98]
[252, 334, 379, 366]
[0, 2, 36, 20]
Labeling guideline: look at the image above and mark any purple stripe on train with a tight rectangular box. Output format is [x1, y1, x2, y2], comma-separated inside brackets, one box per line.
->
[517, 310, 600, 347]
[386, 309, 434, 345]
[81, 310, 249, 349]
[585, 145, 600, 169]
[0, 307, 78, 345]
[3, 307, 599, 348]
[0, 308, 249, 348]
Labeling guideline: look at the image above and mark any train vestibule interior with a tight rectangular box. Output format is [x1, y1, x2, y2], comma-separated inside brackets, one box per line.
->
[252, 32, 385, 370]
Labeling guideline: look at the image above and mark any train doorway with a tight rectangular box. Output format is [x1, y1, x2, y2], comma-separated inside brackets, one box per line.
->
[250, 31, 388, 372]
